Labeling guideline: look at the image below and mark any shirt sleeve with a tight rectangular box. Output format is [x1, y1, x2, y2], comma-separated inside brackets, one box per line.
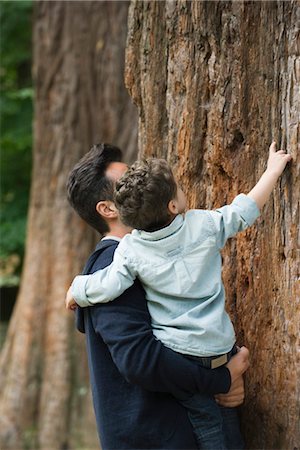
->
[71, 245, 136, 307]
[208, 193, 260, 249]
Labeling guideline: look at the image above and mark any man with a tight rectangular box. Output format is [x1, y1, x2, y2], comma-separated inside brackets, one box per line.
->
[66, 143, 249, 449]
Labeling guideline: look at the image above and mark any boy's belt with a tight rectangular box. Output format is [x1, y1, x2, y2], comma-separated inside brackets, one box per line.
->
[210, 353, 230, 369]
[186, 346, 237, 369]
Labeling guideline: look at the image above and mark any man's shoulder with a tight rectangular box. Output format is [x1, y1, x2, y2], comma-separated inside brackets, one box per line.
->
[76, 239, 120, 333]
[88, 239, 119, 273]
[94, 238, 119, 254]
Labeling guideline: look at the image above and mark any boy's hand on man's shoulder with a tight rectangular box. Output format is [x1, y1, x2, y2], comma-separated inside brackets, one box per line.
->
[65, 285, 78, 311]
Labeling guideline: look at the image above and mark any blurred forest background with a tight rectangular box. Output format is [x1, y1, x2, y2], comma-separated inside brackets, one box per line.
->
[0, 1, 299, 450]
[0, 1, 32, 297]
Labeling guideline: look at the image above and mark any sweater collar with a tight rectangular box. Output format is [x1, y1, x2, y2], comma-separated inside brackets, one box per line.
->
[102, 235, 122, 242]
[132, 214, 184, 241]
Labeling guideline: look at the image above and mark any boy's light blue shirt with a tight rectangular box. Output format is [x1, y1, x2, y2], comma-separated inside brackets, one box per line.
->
[72, 194, 260, 357]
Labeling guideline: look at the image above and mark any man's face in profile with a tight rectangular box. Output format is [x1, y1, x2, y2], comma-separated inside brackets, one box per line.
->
[106, 162, 128, 183]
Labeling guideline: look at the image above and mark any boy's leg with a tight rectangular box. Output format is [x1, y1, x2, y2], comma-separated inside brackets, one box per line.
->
[181, 394, 245, 450]
[181, 393, 227, 450]
[220, 345, 245, 449]
[181, 346, 245, 449]
[220, 405, 245, 450]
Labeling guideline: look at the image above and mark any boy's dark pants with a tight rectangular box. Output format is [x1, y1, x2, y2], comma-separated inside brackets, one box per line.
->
[181, 346, 244, 450]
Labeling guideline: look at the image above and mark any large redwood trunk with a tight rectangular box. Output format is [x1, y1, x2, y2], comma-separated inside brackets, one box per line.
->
[0, 2, 137, 449]
[125, 1, 299, 448]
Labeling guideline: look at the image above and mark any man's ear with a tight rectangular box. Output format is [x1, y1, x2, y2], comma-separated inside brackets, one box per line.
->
[168, 199, 179, 215]
[96, 201, 118, 219]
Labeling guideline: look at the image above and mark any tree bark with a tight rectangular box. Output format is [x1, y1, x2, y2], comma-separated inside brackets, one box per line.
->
[125, 1, 299, 448]
[0, 1, 137, 449]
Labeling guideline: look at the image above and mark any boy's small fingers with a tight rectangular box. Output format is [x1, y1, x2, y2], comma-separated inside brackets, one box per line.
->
[269, 142, 276, 153]
[66, 304, 76, 311]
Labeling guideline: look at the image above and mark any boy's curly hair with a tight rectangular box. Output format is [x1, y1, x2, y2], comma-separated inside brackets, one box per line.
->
[115, 158, 177, 231]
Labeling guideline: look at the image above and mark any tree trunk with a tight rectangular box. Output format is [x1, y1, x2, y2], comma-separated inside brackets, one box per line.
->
[125, 1, 299, 448]
[0, 1, 137, 449]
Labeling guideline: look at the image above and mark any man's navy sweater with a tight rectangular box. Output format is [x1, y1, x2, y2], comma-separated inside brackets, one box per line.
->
[76, 239, 231, 449]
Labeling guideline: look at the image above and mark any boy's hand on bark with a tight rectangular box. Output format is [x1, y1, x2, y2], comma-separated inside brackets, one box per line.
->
[247, 142, 292, 209]
[267, 141, 292, 177]
[65, 285, 78, 311]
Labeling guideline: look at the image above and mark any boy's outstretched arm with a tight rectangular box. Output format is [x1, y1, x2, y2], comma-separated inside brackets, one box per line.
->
[247, 142, 292, 209]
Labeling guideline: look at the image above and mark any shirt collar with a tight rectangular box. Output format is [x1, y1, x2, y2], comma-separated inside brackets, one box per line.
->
[102, 235, 122, 242]
[133, 214, 184, 241]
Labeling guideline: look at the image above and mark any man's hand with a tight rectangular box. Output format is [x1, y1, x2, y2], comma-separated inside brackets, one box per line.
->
[214, 346, 249, 408]
[65, 285, 78, 311]
[215, 375, 245, 407]
[226, 346, 250, 383]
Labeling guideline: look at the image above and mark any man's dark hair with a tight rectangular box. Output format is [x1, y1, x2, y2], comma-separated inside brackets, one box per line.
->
[67, 143, 122, 234]
[115, 158, 177, 232]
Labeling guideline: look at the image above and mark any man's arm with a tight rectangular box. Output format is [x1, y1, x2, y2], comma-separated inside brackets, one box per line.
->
[88, 244, 248, 403]
[247, 142, 291, 209]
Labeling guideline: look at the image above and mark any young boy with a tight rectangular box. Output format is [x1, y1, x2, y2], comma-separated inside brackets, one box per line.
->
[66, 142, 291, 449]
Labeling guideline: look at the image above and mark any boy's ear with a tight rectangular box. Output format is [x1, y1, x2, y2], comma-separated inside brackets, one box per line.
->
[168, 199, 179, 215]
[96, 201, 118, 219]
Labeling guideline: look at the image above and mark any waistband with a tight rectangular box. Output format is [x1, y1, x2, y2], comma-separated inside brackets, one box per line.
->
[185, 345, 238, 369]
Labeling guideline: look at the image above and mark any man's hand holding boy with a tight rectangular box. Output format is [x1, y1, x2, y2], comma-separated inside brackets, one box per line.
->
[215, 346, 250, 407]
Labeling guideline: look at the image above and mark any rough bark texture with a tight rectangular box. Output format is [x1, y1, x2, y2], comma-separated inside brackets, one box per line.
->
[125, 1, 299, 448]
[0, 1, 137, 449]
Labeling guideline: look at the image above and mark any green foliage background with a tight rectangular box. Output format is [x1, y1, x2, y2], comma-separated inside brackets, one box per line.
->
[0, 0, 33, 284]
